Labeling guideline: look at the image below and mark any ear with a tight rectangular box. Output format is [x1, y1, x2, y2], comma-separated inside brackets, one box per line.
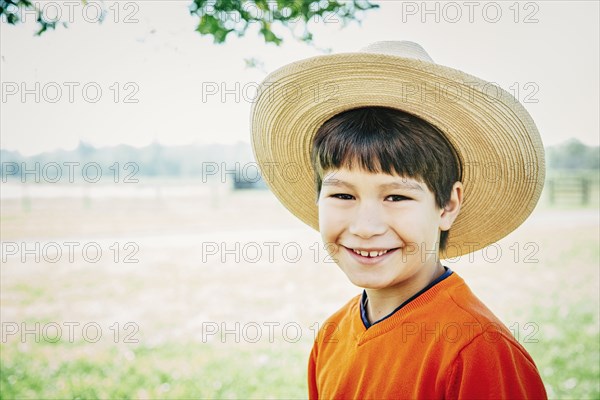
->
[439, 182, 463, 231]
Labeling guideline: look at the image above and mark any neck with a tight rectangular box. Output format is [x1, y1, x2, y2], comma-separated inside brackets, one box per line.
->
[365, 261, 445, 324]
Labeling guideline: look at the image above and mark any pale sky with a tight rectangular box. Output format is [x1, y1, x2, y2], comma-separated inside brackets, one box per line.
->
[1, 0, 598, 156]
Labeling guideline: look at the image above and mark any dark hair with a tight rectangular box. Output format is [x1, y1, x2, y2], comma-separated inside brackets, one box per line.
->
[310, 106, 462, 250]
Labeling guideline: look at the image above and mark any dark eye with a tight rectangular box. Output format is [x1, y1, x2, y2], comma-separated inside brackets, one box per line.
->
[386, 195, 410, 202]
[332, 193, 354, 200]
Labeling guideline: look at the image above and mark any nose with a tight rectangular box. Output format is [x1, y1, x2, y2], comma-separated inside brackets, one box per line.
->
[348, 201, 387, 239]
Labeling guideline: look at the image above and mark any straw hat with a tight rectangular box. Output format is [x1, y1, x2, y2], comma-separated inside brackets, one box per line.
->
[250, 41, 545, 258]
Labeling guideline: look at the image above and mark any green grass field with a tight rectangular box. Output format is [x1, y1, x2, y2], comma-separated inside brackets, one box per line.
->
[1, 307, 598, 399]
[1, 183, 599, 399]
[1, 341, 310, 399]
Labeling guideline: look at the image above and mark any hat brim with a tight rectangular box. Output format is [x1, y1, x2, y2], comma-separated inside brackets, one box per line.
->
[250, 53, 545, 259]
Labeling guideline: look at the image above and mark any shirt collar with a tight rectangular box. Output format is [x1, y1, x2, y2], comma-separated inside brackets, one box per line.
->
[360, 266, 453, 329]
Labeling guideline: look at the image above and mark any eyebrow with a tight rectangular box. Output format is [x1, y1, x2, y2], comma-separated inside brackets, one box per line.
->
[322, 178, 424, 192]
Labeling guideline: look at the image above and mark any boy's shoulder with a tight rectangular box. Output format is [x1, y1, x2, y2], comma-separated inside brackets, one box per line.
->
[310, 271, 546, 399]
[318, 271, 521, 350]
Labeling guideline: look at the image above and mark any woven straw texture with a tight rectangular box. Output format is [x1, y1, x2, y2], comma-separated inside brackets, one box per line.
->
[250, 42, 545, 258]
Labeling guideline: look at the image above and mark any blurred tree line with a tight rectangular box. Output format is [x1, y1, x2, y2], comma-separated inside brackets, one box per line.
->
[1, 138, 598, 181]
[0, 141, 254, 180]
[547, 138, 599, 170]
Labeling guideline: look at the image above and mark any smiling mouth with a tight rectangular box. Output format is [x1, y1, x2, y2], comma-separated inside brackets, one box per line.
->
[346, 247, 401, 258]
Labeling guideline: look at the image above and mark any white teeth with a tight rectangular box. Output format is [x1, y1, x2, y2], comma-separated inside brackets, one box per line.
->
[352, 249, 390, 258]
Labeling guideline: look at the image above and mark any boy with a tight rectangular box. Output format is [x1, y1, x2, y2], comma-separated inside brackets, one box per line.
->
[250, 41, 547, 398]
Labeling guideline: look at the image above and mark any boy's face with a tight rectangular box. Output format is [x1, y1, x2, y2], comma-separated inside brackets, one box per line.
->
[317, 167, 459, 291]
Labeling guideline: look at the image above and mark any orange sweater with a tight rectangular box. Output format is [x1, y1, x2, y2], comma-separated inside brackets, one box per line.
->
[308, 272, 547, 399]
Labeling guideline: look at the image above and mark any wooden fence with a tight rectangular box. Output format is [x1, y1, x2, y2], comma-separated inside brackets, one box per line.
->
[546, 176, 596, 206]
